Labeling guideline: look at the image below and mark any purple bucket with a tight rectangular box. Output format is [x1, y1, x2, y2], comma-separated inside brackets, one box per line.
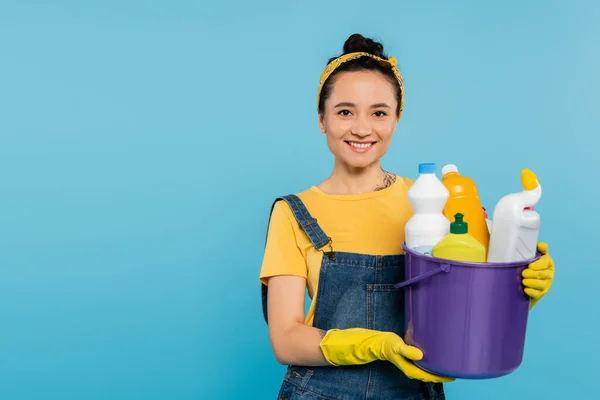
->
[395, 243, 541, 379]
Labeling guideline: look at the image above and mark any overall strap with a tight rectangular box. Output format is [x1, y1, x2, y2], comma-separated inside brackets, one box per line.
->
[261, 194, 331, 325]
[276, 194, 331, 250]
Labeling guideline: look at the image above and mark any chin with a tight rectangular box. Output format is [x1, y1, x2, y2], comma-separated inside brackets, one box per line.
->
[340, 155, 380, 170]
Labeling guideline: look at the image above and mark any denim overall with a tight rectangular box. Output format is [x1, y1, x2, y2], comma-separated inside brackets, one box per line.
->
[262, 195, 445, 400]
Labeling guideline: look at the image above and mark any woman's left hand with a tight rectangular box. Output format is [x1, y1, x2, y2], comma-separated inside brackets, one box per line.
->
[522, 242, 555, 310]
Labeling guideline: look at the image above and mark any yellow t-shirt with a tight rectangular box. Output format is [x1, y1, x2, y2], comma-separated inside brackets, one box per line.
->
[259, 175, 415, 326]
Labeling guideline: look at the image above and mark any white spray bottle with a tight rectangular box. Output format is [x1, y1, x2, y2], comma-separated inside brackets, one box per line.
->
[486, 168, 542, 262]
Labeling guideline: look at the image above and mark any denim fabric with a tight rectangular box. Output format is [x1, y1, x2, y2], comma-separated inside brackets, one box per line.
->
[263, 195, 445, 400]
[277, 366, 445, 400]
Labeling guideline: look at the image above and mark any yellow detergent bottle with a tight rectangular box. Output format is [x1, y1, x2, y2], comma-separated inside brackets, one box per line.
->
[441, 164, 490, 252]
[432, 212, 486, 262]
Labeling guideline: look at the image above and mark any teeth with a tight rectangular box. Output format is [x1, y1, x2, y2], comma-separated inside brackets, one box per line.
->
[348, 142, 373, 149]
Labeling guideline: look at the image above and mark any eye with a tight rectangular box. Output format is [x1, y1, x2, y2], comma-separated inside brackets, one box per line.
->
[373, 111, 388, 117]
[337, 109, 353, 116]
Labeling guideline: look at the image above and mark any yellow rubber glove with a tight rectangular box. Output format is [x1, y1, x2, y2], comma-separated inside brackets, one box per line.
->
[320, 328, 454, 383]
[522, 242, 555, 310]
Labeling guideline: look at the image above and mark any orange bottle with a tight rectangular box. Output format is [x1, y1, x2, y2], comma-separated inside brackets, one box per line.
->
[440, 164, 490, 252]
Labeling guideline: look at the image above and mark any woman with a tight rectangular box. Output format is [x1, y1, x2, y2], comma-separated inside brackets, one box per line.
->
[259, 33, 555, 400]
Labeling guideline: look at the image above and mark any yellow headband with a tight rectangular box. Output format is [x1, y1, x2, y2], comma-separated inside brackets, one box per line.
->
[316, 52, 405, 121]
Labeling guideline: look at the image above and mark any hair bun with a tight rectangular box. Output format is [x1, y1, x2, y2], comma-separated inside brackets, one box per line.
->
[343, 33, 385, 58]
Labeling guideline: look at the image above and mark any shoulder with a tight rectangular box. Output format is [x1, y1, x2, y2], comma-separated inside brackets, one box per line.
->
[386, 174, 414, 191]
[268, 189, 312, 223]
[399, 175, 415, 188]
[266, 187, 323, 231]
[270, 197, 294, 220]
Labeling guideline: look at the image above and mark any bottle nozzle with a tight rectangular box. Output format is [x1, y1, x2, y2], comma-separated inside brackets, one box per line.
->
[450, 212, 468, 234]
[521, 168, 539, 191]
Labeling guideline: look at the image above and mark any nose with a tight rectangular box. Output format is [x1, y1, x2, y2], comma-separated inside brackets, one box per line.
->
[351, 115, 373, 138]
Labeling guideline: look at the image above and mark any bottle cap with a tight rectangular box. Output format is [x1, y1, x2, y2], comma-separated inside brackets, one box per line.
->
[418, 163, 436, 174]
[442, 164, 459, 176]
[450, 213, 468, 234]
[521, 168, 539, 191]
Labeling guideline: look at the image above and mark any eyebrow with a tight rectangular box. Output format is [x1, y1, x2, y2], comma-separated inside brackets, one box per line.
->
[333, 102, 392, 109]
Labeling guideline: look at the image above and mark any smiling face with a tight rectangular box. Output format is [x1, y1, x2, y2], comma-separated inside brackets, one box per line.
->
[318, 70, 399, 170]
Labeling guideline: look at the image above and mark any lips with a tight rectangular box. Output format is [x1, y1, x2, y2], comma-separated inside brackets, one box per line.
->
[345, 141, 376, 153]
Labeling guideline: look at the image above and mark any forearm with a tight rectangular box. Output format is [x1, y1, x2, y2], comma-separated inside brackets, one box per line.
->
[270, 322, 330, 366]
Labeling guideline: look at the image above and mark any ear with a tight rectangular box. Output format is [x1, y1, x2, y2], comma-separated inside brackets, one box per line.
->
[318, 113, 326, 134]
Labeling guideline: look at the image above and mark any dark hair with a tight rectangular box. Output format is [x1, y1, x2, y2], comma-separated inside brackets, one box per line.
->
[318, 33, 402, 117]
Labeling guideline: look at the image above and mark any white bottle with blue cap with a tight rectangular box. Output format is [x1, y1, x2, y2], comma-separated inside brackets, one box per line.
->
[405, 163, 451, 255]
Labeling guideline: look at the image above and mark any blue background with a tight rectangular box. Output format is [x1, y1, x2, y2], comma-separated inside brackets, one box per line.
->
[1, 0, 598, 399]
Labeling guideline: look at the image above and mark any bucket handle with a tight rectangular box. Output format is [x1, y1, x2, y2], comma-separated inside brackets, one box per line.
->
[394, 263, 452, 289]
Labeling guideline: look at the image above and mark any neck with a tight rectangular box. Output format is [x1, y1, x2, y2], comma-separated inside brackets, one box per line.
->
[318, 161, 392, 195]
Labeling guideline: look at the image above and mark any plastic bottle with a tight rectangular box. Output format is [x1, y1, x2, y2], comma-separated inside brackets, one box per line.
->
[440, 164, 490, 252]
[484, 206, 532, 235]
[432, 213, 486, 262]
[405, 163, 450, 255]
[486, 168, 542, 262]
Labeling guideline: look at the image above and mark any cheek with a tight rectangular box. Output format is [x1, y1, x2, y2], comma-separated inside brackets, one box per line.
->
[323, 119, 350, 140]
[325, 132, 345, 150]
[377, 123, 396, 141]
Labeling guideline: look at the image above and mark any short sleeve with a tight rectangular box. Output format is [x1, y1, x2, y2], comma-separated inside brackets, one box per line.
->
[259, 200, 308, 285]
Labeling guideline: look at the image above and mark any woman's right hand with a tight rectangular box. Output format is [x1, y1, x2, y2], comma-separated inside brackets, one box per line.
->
[377, 331, 455, 383]
[266, 275, 454, 383]
[320, 328, 455, 383]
